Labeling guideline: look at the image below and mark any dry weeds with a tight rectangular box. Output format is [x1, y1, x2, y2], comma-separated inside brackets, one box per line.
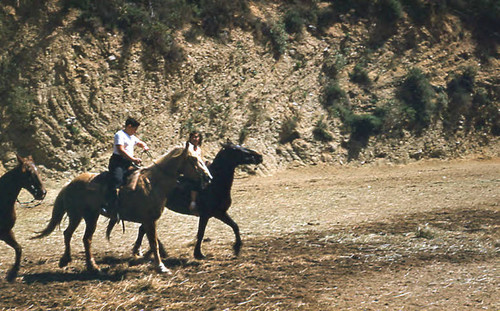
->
[0, 157, 499, 310]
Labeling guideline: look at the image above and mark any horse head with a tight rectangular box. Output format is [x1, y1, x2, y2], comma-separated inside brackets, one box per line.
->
[183, 141, 212, 184]
[220, 142, 263, 166]
[154, 142, 209, 184]
[17, 155, 46, 200]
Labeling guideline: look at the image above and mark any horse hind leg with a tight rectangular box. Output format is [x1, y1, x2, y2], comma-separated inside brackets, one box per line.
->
[216, 213, 242, 257]
[132, 225, 146, 258]
[82, 214, 100, 272]
[1, 230, 22, 282]
[133, 225, 168, 259]
[59, 216, 81, 268]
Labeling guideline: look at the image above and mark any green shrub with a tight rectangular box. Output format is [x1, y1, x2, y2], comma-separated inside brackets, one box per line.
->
[349, 63, 371, 85]
[400, 0, 441, 25]
[316, 7, 336, 31]
[445, 66, 476, 126]
[323, 82, 346, 111]
[6, 86, 34, 126]
[334, 0, 373, 17]
[267, 21, 288, 58]
[322, 53, 346, 79]
[376, 0, 403, 24]
[142, 22, 181, 62]
[448, 0, 500, 39]
[345, 113, 383, 140]
[397, 67, 436, 132]
[198, 0, 248, 37]
[313, 117, 334, 142]
[284, 8, 304, 34]
[471, 88, 495, 131]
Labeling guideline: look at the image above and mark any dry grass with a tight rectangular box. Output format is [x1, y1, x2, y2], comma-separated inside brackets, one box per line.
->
[0, 158, 499, 310]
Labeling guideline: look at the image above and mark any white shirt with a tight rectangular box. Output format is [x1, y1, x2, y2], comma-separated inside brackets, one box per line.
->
[188, 142, 213, 179]
[113, 130, 140, 157]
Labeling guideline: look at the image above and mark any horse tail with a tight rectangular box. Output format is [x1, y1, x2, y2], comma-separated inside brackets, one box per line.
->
[32, 187, 67, 239]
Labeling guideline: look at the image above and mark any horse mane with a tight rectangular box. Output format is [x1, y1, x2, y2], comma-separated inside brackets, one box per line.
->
[147, 147, 186, 169]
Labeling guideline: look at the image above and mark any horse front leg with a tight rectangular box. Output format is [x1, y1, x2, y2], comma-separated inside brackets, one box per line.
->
[132, 224, 146, 258]
[143, 222, 171, 274]
[194, 216, 209, 260]
[83, 214, 100, 272]
[216, 212, 242, 256]
[133, 225, 169, 259]
[60, 216, 81, 268]
[2, 230, 22, 282]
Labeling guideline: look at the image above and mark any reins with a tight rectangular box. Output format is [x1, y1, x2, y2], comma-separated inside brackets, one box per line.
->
[16, 198, 42, 208]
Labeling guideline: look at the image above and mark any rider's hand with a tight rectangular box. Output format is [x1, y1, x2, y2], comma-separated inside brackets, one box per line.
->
[133, 157, 142, 165]
[143, 145, 150, 151]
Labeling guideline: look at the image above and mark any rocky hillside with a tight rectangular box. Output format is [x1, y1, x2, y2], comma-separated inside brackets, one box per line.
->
[0, 0, 498, 180]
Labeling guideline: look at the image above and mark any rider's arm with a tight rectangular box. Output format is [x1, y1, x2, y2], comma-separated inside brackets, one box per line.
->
[116, 145, 141, 164]
[136, 139, 149, 151]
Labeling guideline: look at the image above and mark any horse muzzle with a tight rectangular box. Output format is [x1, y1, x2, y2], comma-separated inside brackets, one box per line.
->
[33, 188, 47, 200]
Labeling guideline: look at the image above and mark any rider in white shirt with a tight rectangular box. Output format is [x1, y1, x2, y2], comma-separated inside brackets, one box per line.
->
[103, 117, 149, 220]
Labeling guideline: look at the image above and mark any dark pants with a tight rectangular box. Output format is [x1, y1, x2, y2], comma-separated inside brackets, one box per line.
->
[107, 154, 132, 201]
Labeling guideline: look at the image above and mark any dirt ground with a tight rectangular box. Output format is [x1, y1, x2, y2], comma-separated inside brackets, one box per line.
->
[0, 157, 499, 310]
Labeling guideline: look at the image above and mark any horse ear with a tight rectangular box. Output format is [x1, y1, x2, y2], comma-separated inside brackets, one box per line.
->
[16, 154, 24, 164]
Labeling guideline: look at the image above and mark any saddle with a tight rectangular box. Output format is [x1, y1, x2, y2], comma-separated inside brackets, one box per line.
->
[90, 166, 143, 191]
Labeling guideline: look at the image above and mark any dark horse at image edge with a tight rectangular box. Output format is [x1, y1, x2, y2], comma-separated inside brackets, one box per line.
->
[129, 142, 263, 260]
[0, 155, 46, 282]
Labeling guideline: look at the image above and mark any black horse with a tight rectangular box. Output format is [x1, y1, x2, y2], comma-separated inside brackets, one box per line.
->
[0, 155, 46, 282]
[131, 142, 263, 259]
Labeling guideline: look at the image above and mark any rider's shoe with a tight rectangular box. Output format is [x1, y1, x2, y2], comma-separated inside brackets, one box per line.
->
[188, 201, 199, 216]
[102, 194, 120, 222]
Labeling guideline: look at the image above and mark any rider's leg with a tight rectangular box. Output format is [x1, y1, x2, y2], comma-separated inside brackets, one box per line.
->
[103, 165, 124, 220]
[189, 190, 199, 215]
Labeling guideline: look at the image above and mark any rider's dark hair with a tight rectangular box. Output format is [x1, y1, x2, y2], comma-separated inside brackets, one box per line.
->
[125, 117, 140, 128]
[189, 131, 203, 146]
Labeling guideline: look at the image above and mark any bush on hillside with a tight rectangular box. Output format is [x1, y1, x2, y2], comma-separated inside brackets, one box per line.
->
[322, 82, 346, 112]
[397, 67, 436, 133]
[284, 9, 304, 34]
[322, 53, 346, 79]
[349, 63, 371, 85]
[313, 117, 334, 142]
[376, 0, 403, 25]
[445, 66, 476, 127]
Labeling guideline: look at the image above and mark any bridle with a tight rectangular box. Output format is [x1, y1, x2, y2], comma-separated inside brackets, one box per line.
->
[17, 197, 43, 208]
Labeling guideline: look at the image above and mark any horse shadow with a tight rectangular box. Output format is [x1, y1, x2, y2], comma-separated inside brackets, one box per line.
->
[21, 255, 199, 284]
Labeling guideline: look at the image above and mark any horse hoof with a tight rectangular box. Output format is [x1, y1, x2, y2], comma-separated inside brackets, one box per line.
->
[157, 263, 172, 274]
[88, 267, 102, 274]
[194, 252, 206, 260]
[59, 256, 72, 268]
[6, 268, 18, 283]
[132, 249, 144, 259]
[233, 243, 242, 256]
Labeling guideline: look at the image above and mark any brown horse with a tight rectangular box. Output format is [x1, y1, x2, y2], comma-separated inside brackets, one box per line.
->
[0, 155, 46, 282]
[132, 142, 262, 260]
[33, 143, 204, 274]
